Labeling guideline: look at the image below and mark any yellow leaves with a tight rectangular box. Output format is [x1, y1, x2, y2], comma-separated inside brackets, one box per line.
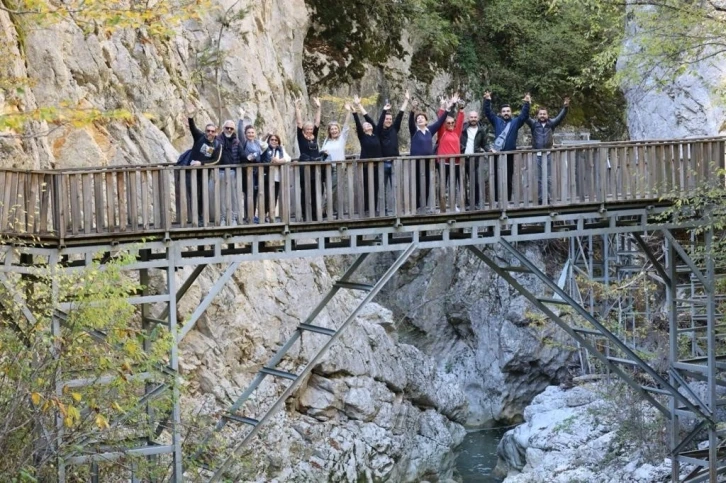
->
[111, 401, 125, 413]
[64, 405, 81, 427]
[95, 414, 109, 430]
[30, 392, 41, 406]
[71, 392, 82, 403]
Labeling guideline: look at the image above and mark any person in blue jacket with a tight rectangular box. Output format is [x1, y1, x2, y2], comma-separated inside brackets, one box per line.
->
[483, 91, 531, 202]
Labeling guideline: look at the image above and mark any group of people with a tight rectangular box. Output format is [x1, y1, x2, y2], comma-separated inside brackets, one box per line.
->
[182, 90, 570, 224]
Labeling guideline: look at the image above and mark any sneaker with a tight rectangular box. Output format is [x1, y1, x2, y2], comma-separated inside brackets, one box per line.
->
[230, 218, 238, 227]
[220, 219, 227, 227]
[455, 205, 460, 213]
[265, 216, 270, 223]
[253, 216, 259, 224]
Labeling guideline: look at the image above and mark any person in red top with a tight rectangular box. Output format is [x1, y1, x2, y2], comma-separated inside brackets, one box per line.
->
[435, 95, 464, 211]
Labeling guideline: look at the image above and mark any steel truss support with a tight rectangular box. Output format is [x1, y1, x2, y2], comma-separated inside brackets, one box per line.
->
[661, 228, 725, 483]
[468, 242, 712, 422]
[38, 246, 238, 481]
[205, 244, 418, 482]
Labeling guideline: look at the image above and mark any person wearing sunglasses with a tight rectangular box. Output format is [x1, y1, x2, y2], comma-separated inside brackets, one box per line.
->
[210, 117, 242, 226]
[183, 103, 222, 225]
[186, 103, 222, 167]
[433, 94, 464, 211]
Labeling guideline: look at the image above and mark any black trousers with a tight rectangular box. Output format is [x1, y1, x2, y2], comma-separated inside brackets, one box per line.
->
[361, 163, 379, 213]
[415, 159, 432, 209]
[299, 163, 325, 221]
[253, 169, 281, 218]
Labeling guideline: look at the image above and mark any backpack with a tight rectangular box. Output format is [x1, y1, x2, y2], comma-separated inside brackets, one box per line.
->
[176, 149, 193, 166]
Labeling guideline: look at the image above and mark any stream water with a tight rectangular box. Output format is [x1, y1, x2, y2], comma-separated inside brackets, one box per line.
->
[455, 428, 507, 482]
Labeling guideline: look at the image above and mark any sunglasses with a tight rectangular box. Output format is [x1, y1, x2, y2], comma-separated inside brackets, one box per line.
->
[224, 127, 235, 131]
[205, 129, 216, 133]
[446, 121, 455, 125]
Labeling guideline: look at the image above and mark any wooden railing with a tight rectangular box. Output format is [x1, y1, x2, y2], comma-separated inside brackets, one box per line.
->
[0, 137, 723, 242]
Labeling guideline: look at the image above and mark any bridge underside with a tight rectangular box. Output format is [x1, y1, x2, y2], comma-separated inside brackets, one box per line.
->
[1, 202, 692, 271]
[3, 201, 724, 483]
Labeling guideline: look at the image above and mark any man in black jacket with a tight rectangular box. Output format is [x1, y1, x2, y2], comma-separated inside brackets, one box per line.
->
[185, 103, 222, 225]
[376, 90, 409, 215]
[525, 97, 569, 203]
[460, 110, 492, 209]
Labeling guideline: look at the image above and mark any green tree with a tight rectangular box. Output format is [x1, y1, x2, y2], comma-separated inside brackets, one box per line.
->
[0, 250, 172, 481]
[304, 0, 628, 139]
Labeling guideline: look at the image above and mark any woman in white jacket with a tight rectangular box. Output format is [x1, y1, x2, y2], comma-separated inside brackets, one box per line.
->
[259, 133, 291, 222]
[320, 103, 353, 216]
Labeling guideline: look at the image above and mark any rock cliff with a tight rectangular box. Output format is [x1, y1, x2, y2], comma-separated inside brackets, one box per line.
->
[371, 246, 577, 427]
[0, 1, 577, 480]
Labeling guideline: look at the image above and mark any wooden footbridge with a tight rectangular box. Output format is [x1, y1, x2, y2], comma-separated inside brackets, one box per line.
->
[2, 136, 725, 483]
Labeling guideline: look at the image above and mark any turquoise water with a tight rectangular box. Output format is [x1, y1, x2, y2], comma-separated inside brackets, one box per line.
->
[455, 428, 507, 482]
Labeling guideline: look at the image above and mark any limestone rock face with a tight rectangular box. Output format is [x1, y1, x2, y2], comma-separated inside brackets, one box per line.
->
[496, 384, 682, 483]
[620, 15, 726, 139]
[372, 246, 577, 427]
[177, 256, 467, 481]
[0, 0, 310, 169]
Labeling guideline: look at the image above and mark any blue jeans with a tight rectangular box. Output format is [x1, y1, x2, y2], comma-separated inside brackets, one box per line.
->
[537, 152, 552, 204]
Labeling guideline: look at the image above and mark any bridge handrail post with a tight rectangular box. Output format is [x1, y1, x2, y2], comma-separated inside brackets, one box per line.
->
[280, 163, 290, 227]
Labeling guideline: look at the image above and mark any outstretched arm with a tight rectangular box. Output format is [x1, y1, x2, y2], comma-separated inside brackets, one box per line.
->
[352, 112, 364, 139]
[408, 110, 416, 137]
[429, 109, 450, 134]
[313, 96, 321, 127]
[400, 89, 410, 113]
[342, 103, 353, 140]
[454, 109, 464, 133]
[516, 93, 531, 122]
[550, 97, 569, 127]
[436, 109, 447, 139]
[482, 91, 497, 126]
[186, 102, 204, 142]
[364, 113, 377, 131]
[354, 95, 367, 116]
[377, 104, 388, 135]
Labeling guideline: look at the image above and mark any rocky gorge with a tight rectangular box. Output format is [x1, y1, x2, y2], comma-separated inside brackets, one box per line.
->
[2, 0, 726, 482]
[0, 1, 580, 480]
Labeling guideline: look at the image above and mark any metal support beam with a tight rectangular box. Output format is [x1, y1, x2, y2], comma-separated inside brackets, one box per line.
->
[167, 248, 183, 481]
[467, 244, 670, 416]
[177, 262, 241, 342]
[208, 244, 417, 482]
[496, 239, 714, 423]
[159, 264, 207, 321]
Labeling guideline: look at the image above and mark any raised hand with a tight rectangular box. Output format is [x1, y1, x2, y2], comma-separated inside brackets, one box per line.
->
[312, 96, 321, 108]
[411, 98, 419, 108]
[404, 89, 410, 100]
[450, 92, 460, 106]
[483, 90, 491, 101]
[238, 107, 246, 119]
[185, 101, 196, 116]
[384, 101, 392, 111]
[563, 96, 571, 107]
[344, 102, 353, 112]
[353, 95, 362, 105]
[293, 97, 302, 107]
[523, 93, 531, 103]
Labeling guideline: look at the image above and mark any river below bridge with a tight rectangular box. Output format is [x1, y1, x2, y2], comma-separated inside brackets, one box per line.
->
[455, 427, 507, 482]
